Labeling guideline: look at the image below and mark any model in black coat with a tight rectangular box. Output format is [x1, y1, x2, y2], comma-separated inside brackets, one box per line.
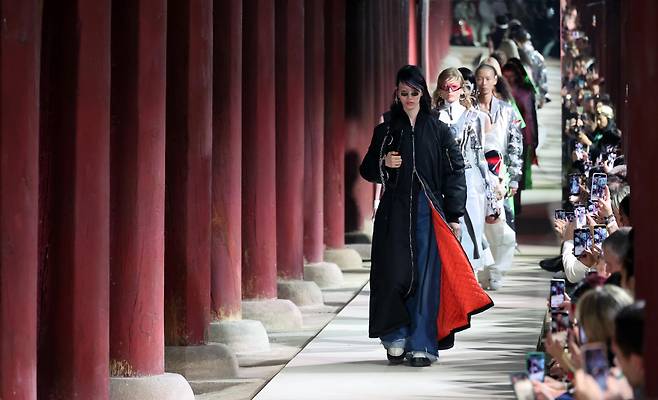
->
[360, 66, 493, 367]
[360, 106, 468, 339]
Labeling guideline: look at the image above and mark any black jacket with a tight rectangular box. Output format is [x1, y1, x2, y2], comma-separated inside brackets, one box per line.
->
[359, 109, 467, 338]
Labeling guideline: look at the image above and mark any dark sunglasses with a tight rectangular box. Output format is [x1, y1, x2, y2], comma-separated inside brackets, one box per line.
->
[399, 91, 420, 97]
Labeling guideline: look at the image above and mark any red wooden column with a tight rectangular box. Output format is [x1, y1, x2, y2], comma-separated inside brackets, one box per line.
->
[304, 0, 326, 264]
[242, 0, 277, 299]
[324, 0, 347, 249]
[345, 0, 373, 234]
[36, 1, 110, 398]
[276, 0, 305, 280]
[408, 0, 418, 65]
[427, 0, 451, 85]
[212, 0, 243, 319]
[110, 0, 167, 375]
[625, 1, 658, 396]
[0, 1, 41, 398]
[165, 0, 213, 346]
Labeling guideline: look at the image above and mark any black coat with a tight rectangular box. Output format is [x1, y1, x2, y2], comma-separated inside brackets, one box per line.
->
[360, 109, 467, 338]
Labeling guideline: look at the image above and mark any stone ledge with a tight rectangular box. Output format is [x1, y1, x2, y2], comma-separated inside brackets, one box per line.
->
[110, 373, 194, 400]
[165, 343, 238, 381]
[207, 319, 270, 354]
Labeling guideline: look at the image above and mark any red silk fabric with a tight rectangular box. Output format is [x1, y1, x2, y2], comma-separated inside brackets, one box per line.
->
[431, 208, 494, 340]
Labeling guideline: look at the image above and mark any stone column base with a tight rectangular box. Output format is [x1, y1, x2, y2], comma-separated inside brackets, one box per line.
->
[241, 299, 303, 332]
[110, 373, 194, 400]
[207, 319, 270, 354]
[277, 279, 323, 306]
[346, 243, 372, 262]
[304, 261, 344, 288]
[324, 248, 363, 270]
[165, 343, 238, 380]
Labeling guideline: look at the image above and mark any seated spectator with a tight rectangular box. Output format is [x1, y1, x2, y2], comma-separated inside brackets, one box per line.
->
[600, 227, 631, 283]
[554, 219, 596, 283]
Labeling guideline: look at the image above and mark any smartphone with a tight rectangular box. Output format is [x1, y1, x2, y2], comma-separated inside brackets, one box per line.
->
[607, 152, 617, 165]
[550, 279, 566, 308]
[582, 343, 609, 391]
[593, 225, 608, 246]
[583, 160, 593, 174]
[568, 174, 581, 196]
[574, 142, 585, 159]
[574, 205, 587, 229]
[554, 209, 566, 221]
[550, 311, 570, 344]
[526, 352, 545, 382]
[590, 173, 607, 201]
[574, 228, 591, 257]
[510, 372, 535, 400]
[565, 211, 575, 222]
[587, 199, 598, 215]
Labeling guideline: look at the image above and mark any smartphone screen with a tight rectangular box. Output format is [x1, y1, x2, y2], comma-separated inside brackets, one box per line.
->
[574, 142, 585, 159]
[593, 225, 608, 246]
[587, 199, 598, 215]
[574, 205, 587, 229]
[569, 174, 581, 196]
[526, 352, 545, 382]
[574, 228, 590, 257]
[550, 279, 566, 308]
[590, 173, 607, 201]
[554, 209, 566, 220]
[565, 211, 575, 222]
[582, 344, 609, 391]
[550, 311, 570, 344]
[510, 372, 534, 400]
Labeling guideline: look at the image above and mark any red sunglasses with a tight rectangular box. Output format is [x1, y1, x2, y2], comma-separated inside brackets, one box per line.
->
[441, 83, 462, 93]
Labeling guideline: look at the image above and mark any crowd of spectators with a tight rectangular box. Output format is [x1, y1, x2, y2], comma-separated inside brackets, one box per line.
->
[508, 3, 645, 400]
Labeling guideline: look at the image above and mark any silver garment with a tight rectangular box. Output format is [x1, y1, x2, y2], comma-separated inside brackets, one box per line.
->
[475, 96, 524, 185]
[520, 41, 549, 102]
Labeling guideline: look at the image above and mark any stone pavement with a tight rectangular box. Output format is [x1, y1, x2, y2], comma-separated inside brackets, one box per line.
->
[252, 248, 553, 400]
[196, 47, 562, 400]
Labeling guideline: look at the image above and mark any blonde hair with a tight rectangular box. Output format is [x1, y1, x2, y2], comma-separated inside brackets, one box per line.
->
[576, 285, 633, 343]
[432, 68, 472, 109]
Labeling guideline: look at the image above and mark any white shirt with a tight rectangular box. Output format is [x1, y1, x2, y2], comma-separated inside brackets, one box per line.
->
[561, 240, 592, 283]
[438, 101, 466, 126]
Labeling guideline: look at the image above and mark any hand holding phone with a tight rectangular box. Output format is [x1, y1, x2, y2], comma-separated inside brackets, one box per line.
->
[590, 173, 607, 201]
[554, 209, 566, 221]
[550, 279, 566, 309]
[574, 228, 591, 257]
[550, 311, 570, 345]
[569, 174, 581, 196]
[582, 343, 609, 391]
[592, 225, 608, 246]
[574, 205, 587, 228]
[510, 372, 535, 400]
[526, 352, 545, 382]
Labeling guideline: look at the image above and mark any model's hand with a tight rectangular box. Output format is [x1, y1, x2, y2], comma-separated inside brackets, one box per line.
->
[384, 151, 402, 168]
[448, 222, 461, 239]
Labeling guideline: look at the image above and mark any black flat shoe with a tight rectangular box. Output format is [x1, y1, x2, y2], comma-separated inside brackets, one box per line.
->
[387, 351, 405, 365]
[409, 356, 431, 367]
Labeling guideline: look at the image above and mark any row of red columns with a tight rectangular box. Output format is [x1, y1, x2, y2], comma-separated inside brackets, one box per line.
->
[0, 1, 451, 398]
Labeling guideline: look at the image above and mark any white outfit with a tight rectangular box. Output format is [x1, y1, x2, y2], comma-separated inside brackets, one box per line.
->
[475, 96, 523, 290]
[561, 240, 592, 283]
[438, 102, 494, 272]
